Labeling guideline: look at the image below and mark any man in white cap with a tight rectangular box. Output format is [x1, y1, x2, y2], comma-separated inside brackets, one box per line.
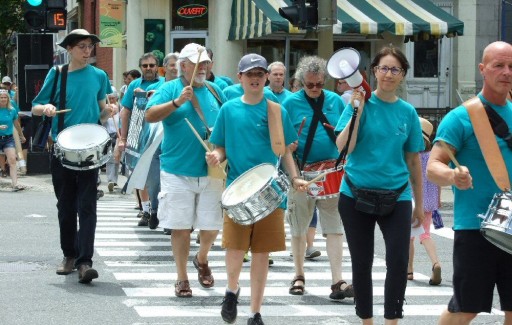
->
[146, 43, 226, 298]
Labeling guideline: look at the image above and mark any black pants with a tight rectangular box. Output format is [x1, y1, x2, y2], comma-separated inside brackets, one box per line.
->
[338, 194, 411, 320]
[51, 153, 98, 267]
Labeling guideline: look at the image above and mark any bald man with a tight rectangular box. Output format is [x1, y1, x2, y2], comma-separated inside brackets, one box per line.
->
[427, 41, 512, 325]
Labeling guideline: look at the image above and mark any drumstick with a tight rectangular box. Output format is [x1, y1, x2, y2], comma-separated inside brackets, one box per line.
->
[305, 170, 330, 187]
[297, 117, 307, 137]
[190, 46, 205, 87]
[185, 118, 227, 177]
[439, 140, 474, 189]
[323, 122, 335, 130]
[55, 109, 71, 114]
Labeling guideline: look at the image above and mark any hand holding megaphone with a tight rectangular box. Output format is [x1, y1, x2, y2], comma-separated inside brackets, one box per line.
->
[327, 48, 372, 107]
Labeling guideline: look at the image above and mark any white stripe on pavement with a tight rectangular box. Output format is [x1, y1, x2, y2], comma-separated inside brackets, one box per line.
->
[96, 249, 351, 257]
[103, 260, 387, 268]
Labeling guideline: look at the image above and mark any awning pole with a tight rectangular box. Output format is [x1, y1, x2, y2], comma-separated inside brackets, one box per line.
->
[285, 36, 290, 89]
[437, 38, 442, 109]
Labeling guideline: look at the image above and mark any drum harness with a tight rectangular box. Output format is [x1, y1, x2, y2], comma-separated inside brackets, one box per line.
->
[300, 91, 338, 171]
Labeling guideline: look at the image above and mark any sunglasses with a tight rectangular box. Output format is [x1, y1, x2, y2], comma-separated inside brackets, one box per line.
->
[375, 65, 404, 76]
[304, 82, 324, 89]
[141, 63, 157, 68]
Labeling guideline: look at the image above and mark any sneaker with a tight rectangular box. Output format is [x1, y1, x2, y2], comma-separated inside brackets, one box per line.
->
[148, 212, 159, 229]
[305, 247, 321, 259]
[138, 212, 150, 226]
[243, 252, 250, 262]
[108, 182, 115, 193]
[221, 287, 240, 324]
[247, 312, 264, 325]
[163, 228, 172, 235]
[268, 256, 274, 266]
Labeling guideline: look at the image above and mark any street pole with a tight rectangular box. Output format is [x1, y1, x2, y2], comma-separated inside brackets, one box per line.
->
[317, 0, 335, 90]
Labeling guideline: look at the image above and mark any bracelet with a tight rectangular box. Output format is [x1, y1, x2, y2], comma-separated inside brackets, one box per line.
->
[172, 99, 180, 108]
[120, 137, 127, 141]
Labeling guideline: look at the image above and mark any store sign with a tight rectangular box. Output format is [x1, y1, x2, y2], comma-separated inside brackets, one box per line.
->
[177, 4, 207, 18]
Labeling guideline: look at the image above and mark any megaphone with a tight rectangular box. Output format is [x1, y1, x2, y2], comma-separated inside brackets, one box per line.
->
[327, 47, 371, 105]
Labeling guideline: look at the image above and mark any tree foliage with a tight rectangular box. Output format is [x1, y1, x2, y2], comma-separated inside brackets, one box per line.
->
[0, 0, 26, 77]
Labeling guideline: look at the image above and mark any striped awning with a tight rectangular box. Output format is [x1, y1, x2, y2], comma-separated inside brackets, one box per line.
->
[229, 0, 464, 41]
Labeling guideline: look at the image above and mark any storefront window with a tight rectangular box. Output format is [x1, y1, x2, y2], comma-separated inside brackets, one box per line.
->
[172, 0, 208, 30]
[414, 39, 439, 78]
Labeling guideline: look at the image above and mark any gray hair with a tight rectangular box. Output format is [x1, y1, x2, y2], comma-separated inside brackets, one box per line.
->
[163, 52, 180, 67]
[295, 56, 328, 83]
[268, 61, 286, 73]
[138, 52, 159, 67]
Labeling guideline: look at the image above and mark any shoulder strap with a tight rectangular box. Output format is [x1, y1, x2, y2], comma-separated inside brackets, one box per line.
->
[58, 64, 69, 134]
[204, 82, 223, 107]
[464, 96, 510, 191]
[180, 76, 210, 136]
[267, 99, 286, 156]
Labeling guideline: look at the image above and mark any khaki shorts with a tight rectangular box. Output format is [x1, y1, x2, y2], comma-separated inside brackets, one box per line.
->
[222, 208, 286, 253]
[286, 187, 343, 237]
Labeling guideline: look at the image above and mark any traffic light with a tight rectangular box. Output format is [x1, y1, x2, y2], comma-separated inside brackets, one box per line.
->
[23, 0, 67, 32]
[279, 0, 318, 29]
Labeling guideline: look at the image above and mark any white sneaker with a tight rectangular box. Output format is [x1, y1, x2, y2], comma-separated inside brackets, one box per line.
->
[305, 247, 321, 259]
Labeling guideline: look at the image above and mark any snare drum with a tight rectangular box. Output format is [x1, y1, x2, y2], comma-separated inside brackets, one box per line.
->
[479, 191, 512, 254]
[221, 163, 290, 225]
[302, 159, 344, 199]
[54, 124, 112, 170]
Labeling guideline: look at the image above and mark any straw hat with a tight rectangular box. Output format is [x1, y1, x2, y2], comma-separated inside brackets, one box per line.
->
[419, 117, 433, 143]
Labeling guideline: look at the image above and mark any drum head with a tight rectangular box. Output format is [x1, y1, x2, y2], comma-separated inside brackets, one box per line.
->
[57, 124, 109, 150]
[222, 164, 276, 206]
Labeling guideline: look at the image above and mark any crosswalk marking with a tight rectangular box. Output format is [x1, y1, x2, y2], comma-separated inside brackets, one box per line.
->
[94, 200, 502, 322]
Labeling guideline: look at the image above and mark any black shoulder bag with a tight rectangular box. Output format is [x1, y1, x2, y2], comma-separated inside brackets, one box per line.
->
[483, 103, 512, 150]
[33, 66, 61, 150]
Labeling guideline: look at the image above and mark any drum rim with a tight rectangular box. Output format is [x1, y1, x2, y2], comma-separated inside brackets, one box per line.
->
[221, 163, 277, 205]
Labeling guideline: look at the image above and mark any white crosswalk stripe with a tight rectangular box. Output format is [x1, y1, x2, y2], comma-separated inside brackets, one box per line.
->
[95, 201, 503, 322]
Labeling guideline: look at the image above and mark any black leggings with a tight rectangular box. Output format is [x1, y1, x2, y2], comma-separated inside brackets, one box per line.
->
[338, 194, 412, 320]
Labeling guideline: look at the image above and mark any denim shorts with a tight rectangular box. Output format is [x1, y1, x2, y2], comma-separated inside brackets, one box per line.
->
[0, 135, 15, 150]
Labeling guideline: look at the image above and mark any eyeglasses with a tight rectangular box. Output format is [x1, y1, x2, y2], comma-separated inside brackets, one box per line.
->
[376, 66, 404, 76]
[76, 43, 95, 51]
[244, 71, 266, 78]
[304, 82, 324, 89]
[141, 63, 157, 68]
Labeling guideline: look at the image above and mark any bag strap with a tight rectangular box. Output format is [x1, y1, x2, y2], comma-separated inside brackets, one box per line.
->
[464, 96, 511, 191]
[57, 64, 69, 134]
[204, 82, 223, 107]
[267, 99, 286, 156]
[483, 103, 512, 146]
[49, 66, 61, 106]
[301, 92, 327, 169]
[345, 174, 408, 196]
[335, 106, 359, 168]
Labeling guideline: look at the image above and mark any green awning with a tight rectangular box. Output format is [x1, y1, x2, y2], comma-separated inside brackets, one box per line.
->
[229, 0, 464, 41]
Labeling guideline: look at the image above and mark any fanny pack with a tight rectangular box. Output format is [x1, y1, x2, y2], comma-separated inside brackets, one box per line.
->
[345, 175, 408, 216]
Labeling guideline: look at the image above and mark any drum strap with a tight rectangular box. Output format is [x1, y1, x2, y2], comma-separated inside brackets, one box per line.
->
[267, 99, 286, 156]
[465, 96, 511, 191]
[301, 91, 337, 170]
[57, 64, 69, 134]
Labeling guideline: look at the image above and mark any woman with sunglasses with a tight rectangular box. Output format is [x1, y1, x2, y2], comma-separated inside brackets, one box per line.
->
[0, 90, 25, 191]
[31, 29, 112, 284]
[335, 46, 425, 325]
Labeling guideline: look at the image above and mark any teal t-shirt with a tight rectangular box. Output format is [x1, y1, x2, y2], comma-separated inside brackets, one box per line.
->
[434, 94, 512, 230]
[0, 108, 18, 136]
[121, 76, 165, 110]
[223, 84, 279, 103]
[265, 86, 293, 104]
[146, 79, 226, 177]
[283, 89, 343, 164]
[335, 93, 424, 200]
[32, 65, 109, 141]
[209, 97, 297, 186]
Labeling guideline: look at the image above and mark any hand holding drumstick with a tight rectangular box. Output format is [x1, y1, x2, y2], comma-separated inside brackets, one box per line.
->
[438, 140, 473, 190]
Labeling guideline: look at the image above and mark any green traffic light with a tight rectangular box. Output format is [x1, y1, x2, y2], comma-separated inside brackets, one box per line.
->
[27, 0, 43, 6]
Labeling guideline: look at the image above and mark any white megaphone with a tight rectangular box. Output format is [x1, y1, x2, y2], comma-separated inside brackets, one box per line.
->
[327, 47, 371, 106]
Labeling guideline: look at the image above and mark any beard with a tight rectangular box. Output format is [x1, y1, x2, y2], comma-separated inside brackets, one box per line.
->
[194, 74, 206, 84]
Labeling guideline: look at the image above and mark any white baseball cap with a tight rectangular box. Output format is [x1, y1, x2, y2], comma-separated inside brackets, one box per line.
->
[178, 43, 211, 64]
[2, 76, 12, 84]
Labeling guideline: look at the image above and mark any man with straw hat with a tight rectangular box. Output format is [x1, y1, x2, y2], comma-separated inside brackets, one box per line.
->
[145, 42, 226, 298]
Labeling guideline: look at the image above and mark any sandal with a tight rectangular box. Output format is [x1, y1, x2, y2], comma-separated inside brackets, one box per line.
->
[329, 280, 354, 300]
[289, 275, 305, 295]
[174, 280, 192, 298]
[193, 254, 214, 288]
[407, 272, 414, 281]
[429, 263, 442, 285]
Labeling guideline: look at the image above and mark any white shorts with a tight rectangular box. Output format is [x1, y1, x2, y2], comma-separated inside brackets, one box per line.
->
[158, 171, 224, 230]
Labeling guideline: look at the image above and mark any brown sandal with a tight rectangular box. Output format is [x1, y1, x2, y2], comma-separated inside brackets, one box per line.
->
[193, 254, 214, 288]
[289, 275, 305, 295]
[175, 280, 192, 298]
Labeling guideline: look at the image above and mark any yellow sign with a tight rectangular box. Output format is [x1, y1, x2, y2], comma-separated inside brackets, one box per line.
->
[99, 0, 125, 48]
